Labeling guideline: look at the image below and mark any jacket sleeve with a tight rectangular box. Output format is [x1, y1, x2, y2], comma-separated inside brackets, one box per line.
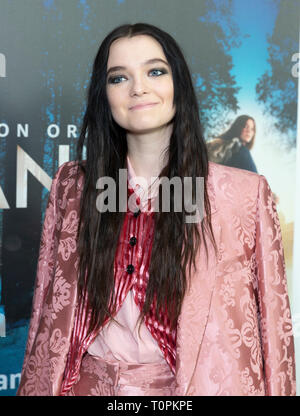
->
[17, 164, 64, 394]
[255, 175, 296, 395]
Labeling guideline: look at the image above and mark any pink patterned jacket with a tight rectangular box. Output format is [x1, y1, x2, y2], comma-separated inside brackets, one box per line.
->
[17, 160, 296, 396]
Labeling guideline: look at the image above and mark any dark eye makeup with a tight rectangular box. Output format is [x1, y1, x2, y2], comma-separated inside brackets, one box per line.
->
[107, 67, 168, 85]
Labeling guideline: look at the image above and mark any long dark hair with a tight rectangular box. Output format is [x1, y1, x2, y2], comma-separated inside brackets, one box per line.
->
[219, 115, 256, 149]
[75, 23, 217, 334]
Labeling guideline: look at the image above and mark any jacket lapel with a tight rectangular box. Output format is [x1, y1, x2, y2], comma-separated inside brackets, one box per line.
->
[175, 163, 220, 395]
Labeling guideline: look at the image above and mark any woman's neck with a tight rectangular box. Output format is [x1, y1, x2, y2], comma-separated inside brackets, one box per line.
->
[126, 124, 172, 181]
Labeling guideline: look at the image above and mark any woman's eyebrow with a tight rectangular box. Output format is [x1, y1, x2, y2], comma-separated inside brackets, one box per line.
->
[106, 58, 169, 76]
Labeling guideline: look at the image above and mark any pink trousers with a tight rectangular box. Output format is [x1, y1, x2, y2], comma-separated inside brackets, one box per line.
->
[66, 353, 177, 396]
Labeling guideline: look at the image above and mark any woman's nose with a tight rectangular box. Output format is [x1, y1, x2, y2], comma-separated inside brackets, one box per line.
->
[130, 76, 148, 96]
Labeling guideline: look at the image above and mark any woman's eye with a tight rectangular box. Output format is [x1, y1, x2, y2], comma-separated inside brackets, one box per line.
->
[149, 68, 167, 76]
[107, 75, 126, 84]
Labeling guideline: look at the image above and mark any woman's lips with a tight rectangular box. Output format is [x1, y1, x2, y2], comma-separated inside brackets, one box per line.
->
[130, 102, 158, 110]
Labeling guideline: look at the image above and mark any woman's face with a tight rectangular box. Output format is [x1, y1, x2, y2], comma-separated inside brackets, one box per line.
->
[240, 118, 255, 144]
[106, 35, 175, 134]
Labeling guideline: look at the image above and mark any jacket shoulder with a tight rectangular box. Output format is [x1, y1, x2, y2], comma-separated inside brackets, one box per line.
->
[52, 160, 85, 203]
[54, 160, 84, 182]
[208, 161, 261, 206]
[208, 160, 260, 180]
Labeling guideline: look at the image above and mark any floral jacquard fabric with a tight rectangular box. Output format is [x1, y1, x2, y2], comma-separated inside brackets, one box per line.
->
[17, 160, 296, 396]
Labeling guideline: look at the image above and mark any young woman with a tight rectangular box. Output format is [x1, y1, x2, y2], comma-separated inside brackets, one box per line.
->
[17, 23, 295, 396]
[207, 115, 258, 173]
[207, 115, 280, 204]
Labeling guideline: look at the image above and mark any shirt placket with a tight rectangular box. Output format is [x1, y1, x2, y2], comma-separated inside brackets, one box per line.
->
[125, 183, 142, 284]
